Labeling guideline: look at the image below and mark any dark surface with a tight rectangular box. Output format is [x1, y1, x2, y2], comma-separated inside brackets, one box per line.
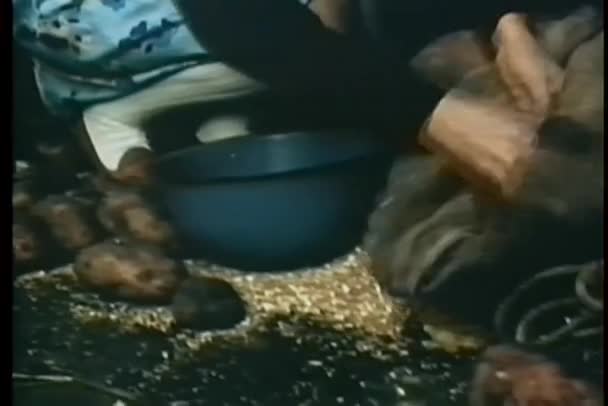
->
[12, 283, 474, 406]
[172, 0, 603, 148]
[171, 277, 247, 330]
[172, 0, 442, 144]
[13, 382, 129, 406]
[13, 276, 602, 406]
[155, 130, 390, 184]
[153, 131, 394, 271]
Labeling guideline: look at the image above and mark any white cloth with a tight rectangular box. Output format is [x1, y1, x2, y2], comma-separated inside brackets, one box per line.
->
[83, 62, 264, 170]
[195, 115, 251, 144]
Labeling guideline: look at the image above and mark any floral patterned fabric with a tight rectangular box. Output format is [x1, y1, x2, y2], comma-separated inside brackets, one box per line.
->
[13, 0, 312, 117]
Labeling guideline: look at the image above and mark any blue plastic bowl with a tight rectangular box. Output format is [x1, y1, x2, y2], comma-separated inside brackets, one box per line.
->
[153, 130, 394, 271]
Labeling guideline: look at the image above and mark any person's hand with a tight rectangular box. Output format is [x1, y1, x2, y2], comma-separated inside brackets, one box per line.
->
[308, 0, 352, 34]
[72, 120, 155, 188]
[471, 345, 602, 406]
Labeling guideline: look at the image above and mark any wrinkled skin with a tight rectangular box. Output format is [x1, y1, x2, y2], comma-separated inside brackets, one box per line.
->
[470, 345, 602, 406]
[364, 12, 603, 327]
[97, 189, 177, 252]
[493, 13, 567, 119]
[74, 239, 186, 304]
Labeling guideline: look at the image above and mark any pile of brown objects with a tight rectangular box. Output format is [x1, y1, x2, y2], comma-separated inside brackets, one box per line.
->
[470, 344, 602, 406]
[13, 154, 246, 330]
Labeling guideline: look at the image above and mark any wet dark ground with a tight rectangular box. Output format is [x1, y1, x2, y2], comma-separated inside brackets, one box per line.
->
[16, 263, 608, 406]
[13, 273, 478, 406]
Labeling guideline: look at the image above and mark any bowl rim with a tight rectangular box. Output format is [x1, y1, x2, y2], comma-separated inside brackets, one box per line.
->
[153, 130, 392, 186]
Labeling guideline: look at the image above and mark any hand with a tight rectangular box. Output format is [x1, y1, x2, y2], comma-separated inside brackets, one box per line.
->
[308, 0, 352, 34]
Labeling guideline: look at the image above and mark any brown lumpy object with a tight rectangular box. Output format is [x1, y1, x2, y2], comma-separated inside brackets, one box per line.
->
[171, 276, 247, 330]
[96, 190, 177, 251]
[470, 345, 602, 406]
[74, 239, 186, 304]
[13, 212, 44, 267]
[111, 147, 156, 187]
[31, 194, 102, 252]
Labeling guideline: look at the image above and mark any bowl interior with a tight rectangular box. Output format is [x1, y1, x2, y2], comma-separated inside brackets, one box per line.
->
[154, 130, 389, 184]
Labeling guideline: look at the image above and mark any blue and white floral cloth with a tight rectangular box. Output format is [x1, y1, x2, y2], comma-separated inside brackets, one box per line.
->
[13, 0, 313, 117]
